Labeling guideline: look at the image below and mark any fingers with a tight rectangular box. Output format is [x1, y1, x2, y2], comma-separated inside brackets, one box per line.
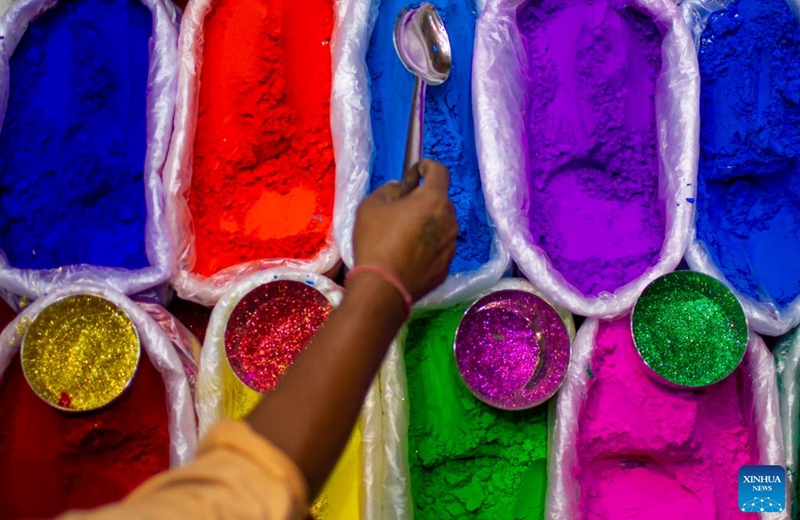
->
[400, 165, 421, 197]
[371, 160, 450, 201]
[443, 198, 457, 221]
[416, 159, 450, 194]
[370, 180, 403, 203]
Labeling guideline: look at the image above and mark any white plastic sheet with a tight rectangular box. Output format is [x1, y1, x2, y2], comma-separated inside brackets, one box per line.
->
[475, 0, 700, 319]
[332, 0, 511, 311]
[775, 328, 800, 519]
[548, 319, 788, 520]
[139, 301, 202, 395]
[379, 278, 576, 519]
[194, 269, 381, 518]
[679, 0, 732, 47]
[682, 0, 800, 336]
[0, 0, 12, 18]
[0, 282, 197, 467]
[0, 0, 179, 301]
[376, 334, 412, 520]
[162, 0, 342, 307]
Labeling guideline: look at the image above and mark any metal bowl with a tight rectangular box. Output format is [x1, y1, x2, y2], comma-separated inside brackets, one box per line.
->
[631, 270, 748, 389]
[453, 289, 571, 410]
[224, 279, 335, 393]
[21, 294, 141, 413]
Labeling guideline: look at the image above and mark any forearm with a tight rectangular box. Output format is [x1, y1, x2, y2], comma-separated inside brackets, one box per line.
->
[246, 273, 407, 496]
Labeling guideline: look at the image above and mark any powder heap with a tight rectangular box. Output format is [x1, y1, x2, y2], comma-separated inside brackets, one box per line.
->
[367, 0, 492, 274]
[190, 0, 335, 277]
[0, 352, 170, 518]
[577, 318, 757, 519]
[695, 0, 800, 308]
[0, 0, 152, 271]
[405, 307, 548, 519]
[517, 0, 665, 296]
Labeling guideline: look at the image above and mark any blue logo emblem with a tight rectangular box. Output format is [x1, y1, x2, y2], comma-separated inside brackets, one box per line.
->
[739, 465, 786, 513]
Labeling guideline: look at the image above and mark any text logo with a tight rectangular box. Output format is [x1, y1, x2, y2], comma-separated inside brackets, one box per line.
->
[739, 465, 786, 513]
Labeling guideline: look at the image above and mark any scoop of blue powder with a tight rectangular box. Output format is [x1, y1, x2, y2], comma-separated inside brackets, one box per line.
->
[366, 0, 492, 274]
[696, 0, 800, 307]
[0, 0, 152, 270]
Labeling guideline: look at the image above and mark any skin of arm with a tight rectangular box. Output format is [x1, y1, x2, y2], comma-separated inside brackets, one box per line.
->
[247, 159, 458, 497]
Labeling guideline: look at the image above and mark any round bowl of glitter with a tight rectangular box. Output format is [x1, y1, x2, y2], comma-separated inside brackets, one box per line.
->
[224, 279, 335, 393]
[21, 294, 141, 412]
[453, 289, 571, 410]
[631, 271, 748, 389]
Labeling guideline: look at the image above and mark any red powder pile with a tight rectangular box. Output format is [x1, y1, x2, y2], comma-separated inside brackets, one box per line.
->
[0, 350, 170, 518]
[190, 0, 336, 277]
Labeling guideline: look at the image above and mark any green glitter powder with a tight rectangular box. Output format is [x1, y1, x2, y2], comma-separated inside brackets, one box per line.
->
[405, 306, 548, 519]
[632, 271, 748, 388]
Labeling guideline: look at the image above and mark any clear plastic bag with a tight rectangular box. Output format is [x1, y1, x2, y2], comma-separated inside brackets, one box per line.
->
[0, 0, 179, 301]
[0, 282, 198, 466]
[0, 0, 13, 18]
[474, 0, 700, 319]
[775, 328, 800, 519]
[375, 335, 412, 520]
[379, 278, 576, 519]
[332, 0, 511, 311]
[138, 302, 202, 396]
[548, 319, 788, 519]
[162, 0, 342, 307]
[194, 269, 380, 518]
[679, 0, 732, 47]
[682, 0, 800, 336]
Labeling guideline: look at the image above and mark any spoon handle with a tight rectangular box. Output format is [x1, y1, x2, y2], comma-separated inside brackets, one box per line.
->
[400, 75, 426, 196]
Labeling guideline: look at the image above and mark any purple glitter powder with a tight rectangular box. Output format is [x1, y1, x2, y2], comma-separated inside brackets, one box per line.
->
[454, 290, 570, 409]
[225, 280, 332, 393]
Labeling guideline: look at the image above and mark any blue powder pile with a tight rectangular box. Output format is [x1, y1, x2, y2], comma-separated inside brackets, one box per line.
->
[0, 0, 152, 270]
[367, 0, 492, 273]
[696, 0, 800, 307]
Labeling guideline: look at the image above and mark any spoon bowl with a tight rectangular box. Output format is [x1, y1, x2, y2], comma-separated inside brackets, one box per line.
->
[393, 4, 452, 85]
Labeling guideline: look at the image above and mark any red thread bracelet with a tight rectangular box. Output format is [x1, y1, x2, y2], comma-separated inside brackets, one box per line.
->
[346, 265, 413, 316]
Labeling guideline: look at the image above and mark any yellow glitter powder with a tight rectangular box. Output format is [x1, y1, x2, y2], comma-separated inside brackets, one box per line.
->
[21, 294, 140, 412]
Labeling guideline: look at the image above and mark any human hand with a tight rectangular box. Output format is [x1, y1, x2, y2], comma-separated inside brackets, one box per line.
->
[353, 159, 458, 301]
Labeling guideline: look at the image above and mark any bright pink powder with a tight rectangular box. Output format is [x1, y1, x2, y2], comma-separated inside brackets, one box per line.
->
[576, 318, 758, 519]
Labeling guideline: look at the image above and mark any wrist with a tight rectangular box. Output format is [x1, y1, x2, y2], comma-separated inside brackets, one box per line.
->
[343, 269, 410, 326]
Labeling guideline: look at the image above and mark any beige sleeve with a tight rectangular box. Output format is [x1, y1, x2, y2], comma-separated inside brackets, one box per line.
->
[58, 421, 309, 520]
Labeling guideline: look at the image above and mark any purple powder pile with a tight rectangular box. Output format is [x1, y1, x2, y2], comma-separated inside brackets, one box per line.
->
[517, 0, 666, 296]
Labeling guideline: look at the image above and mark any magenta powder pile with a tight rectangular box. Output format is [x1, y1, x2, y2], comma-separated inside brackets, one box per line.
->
[576, 319, 758, 519]
[517, 0, 666, 296]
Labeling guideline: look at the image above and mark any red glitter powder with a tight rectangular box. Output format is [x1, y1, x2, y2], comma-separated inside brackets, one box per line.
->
[0, 350, 170, 518]
[190, 0, 336, 277]
[225, 280, 332, 392]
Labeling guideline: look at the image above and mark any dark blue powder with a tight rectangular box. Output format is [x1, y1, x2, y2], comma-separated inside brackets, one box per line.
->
[367, 0, 492, 273]
[0, 0, 152, 270]
[696, 0, 800, 307]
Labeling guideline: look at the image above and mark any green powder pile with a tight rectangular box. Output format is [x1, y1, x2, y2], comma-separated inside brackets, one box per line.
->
[405, 306, 549, 519]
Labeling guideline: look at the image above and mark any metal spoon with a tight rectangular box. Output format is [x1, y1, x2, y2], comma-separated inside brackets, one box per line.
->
[393, 3, 452, 195]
